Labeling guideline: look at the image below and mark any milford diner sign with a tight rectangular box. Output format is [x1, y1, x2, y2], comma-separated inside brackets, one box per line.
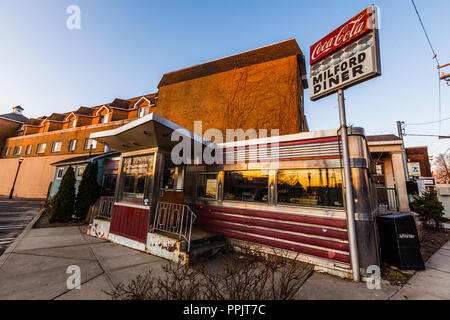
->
[310, 5, 381, 101]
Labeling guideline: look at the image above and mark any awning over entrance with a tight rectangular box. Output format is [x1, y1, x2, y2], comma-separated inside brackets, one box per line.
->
[90, 113, 211, 153]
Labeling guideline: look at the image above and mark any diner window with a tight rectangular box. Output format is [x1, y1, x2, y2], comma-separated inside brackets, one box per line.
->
[5, 147, 11, 157]
[119, 154, 154, 205]
[36, 143, 46, 154]
[102, 174, 117, 196]
[56, 168, 64, 180]
[25, 144, 32, 155]
[84, 138, 97, 150]
[196, 174, 217, 199]
[68, 139, 77, 151]
[51, 141, 62, 152]
[13, 146, 22, 156]
[161, 155, 183, 191]
[224, 170, 269, 203]
[277, 169, 343, 208]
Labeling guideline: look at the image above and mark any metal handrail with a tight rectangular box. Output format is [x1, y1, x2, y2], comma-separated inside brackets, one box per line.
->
[153, 201, 197, 251]
[91, 196, 115, 222]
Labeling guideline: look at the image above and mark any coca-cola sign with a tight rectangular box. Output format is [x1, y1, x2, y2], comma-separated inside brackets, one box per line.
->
[310, 5, 381, 101]
[310, 6, 376, 65]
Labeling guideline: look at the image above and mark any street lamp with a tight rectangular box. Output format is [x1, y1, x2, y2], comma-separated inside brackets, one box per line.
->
[9, 157, 23, 199]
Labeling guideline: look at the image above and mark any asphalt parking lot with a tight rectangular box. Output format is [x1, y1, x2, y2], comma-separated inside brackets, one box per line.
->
[0, 197, 43, 256]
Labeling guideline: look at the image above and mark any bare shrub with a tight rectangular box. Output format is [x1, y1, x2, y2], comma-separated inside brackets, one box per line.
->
[106, 246, 314, 300]
[199, 252, 269, 300]
[155, 263, 204, 300]
[261, 249, 314, 300]
[107, 270, 156, 300]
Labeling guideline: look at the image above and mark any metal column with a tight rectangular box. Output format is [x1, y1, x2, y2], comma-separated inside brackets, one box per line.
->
[338, 89, 360, 282]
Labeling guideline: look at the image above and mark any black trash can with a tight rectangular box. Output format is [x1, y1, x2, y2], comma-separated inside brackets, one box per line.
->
[376, 213, 425, 270]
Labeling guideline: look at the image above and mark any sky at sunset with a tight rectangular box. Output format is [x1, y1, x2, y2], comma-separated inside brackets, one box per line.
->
[1, 0, 449, 157]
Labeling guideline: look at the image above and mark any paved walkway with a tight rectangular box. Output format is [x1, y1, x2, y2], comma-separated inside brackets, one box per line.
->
[392, 240, 450, 300]
[0, 226, 170, 300]
[0, 225, 403, 300]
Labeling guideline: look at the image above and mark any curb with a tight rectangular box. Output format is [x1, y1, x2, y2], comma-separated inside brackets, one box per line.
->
[0, 208, 44, 269]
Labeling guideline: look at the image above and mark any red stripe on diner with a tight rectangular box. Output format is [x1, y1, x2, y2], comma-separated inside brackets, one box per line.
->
[198, 218, 349, 252]
[196, 205, 347, 229]
[105, 160, 119, 164]
[218, 136, 340, 152]
[196, 211, 348, 240]
[222, 155, 341, 165]
[198, 224, 350, 264]
[103, 168, 118, 172]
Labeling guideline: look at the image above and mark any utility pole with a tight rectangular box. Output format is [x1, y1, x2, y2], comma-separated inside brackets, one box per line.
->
[397, 121, 410, 181]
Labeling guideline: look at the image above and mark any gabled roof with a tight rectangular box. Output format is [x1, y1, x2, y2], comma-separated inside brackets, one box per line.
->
[94, 105, 110, 116]
[110, 98, 133, 110]
[128, 93, 157, 106]
[23, 118, 45, 127]
[0, 112, 28, 123]
[46, 113, 67, 122]
[74, 106, 97, 117]
[158, 38, 307, 88]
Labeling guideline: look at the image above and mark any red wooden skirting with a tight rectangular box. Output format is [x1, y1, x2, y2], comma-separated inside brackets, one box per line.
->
[196, 210, 348, 240]
[109, 205, 149, 244]
[196, 205, 348, 229]
[195, 205, 350, 264]
[197, 218, 349, 252]
[198, 224, 350, 264]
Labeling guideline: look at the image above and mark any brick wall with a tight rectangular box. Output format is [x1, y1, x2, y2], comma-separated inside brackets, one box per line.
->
[406, 147, 432, 177]
[0, 119, 22, 155]
[156, 56, 306, 136]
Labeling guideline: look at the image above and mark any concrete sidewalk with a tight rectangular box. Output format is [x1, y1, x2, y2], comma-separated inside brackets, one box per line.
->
[392, 240, 450, 300]
[0, 226, 170, 300]
[0, 225, 403, 300]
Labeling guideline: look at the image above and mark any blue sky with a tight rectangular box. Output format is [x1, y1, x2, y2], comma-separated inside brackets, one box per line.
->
[0, 0, 449, 156]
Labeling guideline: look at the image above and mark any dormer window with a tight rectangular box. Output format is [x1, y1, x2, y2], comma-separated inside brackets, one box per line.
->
[138, 107, 148, 118]
[100, 113, 109, 123]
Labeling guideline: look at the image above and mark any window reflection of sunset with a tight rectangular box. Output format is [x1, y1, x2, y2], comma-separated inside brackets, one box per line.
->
[235, 170, 269, 181]
[277, 169, 342, 188]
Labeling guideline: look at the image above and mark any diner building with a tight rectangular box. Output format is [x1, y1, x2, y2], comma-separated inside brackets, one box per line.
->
[87, 113, 380, 280]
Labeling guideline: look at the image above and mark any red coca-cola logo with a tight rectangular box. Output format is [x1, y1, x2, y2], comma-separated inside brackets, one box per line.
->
[310, 6, 375, 65]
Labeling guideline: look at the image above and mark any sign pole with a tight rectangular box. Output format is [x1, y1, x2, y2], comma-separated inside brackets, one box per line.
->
[338, 88, 360, 282]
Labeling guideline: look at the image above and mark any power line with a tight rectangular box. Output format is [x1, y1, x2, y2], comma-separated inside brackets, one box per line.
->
[404, 133, 450, 138]
[406, 116, 450, 126]
[411, 0, 443, 135]
[411, 0, 439, 65]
